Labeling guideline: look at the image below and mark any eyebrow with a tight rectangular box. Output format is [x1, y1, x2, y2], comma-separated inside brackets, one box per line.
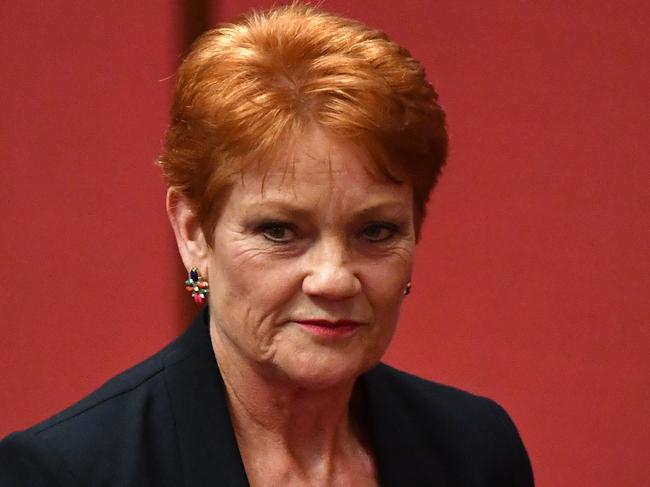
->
[243, 202, 312, 220]
[353, 202, 411, 220]
[242, 200, 411, 219]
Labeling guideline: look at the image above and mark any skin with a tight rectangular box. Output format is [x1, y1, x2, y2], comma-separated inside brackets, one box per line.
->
[168, 127, 416, 486]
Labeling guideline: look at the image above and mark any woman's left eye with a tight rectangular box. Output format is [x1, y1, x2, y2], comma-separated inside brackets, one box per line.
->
[361, 222, 399, 242]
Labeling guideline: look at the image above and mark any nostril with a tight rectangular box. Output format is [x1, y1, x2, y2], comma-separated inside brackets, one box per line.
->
[302, 267, 362, 299]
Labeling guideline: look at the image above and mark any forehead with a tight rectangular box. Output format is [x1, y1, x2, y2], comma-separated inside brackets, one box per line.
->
[233, 128, 410, 204]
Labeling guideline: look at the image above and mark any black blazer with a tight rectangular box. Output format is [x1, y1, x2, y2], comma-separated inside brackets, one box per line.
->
[1, 310, 534, 486]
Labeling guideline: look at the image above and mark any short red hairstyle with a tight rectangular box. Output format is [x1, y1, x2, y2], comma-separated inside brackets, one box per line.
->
[159, 3, 448, 240]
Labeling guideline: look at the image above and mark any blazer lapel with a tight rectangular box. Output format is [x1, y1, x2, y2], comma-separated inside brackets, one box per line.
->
[163, 310, 250, 487]
[359, 366, 450, 487]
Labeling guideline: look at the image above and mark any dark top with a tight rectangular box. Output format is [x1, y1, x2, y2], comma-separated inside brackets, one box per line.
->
[0, 310, 534, 486]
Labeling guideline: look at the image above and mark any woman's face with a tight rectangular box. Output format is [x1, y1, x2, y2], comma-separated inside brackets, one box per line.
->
[205, 128, 415, 389]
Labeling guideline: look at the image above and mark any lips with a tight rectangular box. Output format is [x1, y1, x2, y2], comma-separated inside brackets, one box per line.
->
[294, 319, 364, 337]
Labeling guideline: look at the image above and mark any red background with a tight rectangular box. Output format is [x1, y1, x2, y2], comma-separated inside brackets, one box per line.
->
[1, 1, 648, 485]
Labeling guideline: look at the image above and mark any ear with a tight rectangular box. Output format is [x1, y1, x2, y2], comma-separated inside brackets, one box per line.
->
[166, 188, 210, 274]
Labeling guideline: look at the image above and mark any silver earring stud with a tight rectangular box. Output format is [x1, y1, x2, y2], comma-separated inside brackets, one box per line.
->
[403, 281, 412, 296]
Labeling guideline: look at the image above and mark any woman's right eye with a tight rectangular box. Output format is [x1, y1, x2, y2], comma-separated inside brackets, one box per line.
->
[257, 222, 297, 243]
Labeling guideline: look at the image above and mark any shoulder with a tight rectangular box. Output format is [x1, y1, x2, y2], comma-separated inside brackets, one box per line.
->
[368, 362, 509, 421]
[33, 348, 167, 434]
[363, 363, 535, 485]
[0, 326, 195, 487]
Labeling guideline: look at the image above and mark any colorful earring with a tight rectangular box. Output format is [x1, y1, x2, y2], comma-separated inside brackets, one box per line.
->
[403, 281, 412, 296]
[185, 267, 209, 304]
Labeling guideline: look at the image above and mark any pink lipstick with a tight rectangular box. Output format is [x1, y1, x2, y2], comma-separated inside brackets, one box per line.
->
[295, 319, 363, 337]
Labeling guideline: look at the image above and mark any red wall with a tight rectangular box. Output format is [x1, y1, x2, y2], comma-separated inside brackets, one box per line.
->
[2, 2, 648, 486]
[0, 0, 185, 433]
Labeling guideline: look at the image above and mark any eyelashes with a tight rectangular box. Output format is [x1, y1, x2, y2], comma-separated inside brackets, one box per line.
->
[256, 221, 298, 243]
[253, 220, 401, 244]
[360, 222, 400, 242]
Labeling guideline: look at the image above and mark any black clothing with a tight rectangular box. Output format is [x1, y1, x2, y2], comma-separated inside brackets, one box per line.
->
[1, 310, 534, 486]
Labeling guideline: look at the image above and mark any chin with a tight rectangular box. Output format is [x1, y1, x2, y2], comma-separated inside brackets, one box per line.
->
[273, 350, 380, 391]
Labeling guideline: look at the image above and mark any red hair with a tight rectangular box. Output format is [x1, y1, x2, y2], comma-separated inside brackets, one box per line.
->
[159, 3, 447, 240]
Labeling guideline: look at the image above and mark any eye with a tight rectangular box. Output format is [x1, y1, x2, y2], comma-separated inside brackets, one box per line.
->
[257, 221, 297, 243]
[361, 222, 399, 242]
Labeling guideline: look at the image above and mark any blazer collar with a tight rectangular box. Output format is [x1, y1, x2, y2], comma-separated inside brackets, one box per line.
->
[162, 309, 447, 487]
[162, 309, 249, 487]
[359, 367, 450, 487]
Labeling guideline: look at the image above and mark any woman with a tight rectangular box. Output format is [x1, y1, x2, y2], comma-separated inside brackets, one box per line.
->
[1, 4, 534, 486]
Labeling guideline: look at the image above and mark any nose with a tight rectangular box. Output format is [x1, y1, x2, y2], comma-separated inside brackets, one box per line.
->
[302, 238, 361, 300]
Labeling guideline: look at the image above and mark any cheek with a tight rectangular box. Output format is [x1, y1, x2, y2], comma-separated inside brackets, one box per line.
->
[362, 250, 413, 300]
[360, 254, 412, 336]
[209, 242, 302, 323]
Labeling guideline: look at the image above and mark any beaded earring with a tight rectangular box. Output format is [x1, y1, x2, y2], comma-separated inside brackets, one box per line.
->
[185, 267, 209, 304]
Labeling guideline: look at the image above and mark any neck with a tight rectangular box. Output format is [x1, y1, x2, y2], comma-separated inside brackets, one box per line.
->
[210, 325, 359, 461]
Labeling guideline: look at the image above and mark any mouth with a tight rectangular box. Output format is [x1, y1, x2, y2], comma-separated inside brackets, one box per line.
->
[294, 319, 365, 337]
